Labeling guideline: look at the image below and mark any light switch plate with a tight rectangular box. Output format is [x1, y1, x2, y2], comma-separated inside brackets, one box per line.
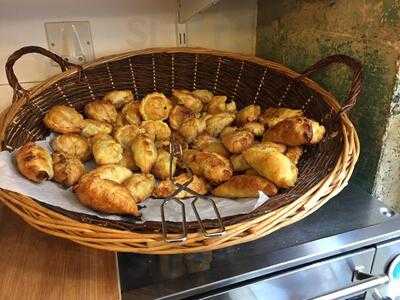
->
[45, 21, 94, 65]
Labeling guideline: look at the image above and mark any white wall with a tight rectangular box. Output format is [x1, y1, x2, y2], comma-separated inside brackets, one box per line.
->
[186, 0, 257, 54]
[0, 0, 257, 113]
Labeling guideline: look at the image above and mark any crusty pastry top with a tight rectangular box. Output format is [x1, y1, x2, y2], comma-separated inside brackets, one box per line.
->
[43, 105, 83, 134]
[16, 143, 54, 182]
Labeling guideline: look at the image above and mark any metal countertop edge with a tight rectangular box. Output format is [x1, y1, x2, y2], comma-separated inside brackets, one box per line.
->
[122, 216, 400, 300]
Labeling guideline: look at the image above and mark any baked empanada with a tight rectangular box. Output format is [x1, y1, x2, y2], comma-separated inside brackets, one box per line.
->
[179, 115, 208, 142]
[168, 105, 196, 130]
[207, 96, 236, 114]
[243, 147, 298, 188]
[92, 137, 123, 165]
[183, 150, 233, 184]
[192, 89, 213, 104]
[103, 90, 134, 109]
[123, 173, 156, 203]
[285, 146, 304, 165]
[230, 154, 250, 172]
[139, 92, 172, 121]
[141, 120, 171, 141]
[51, 134, 91, 161]
[243, 122, 265, 136]
[212, 175, 277, 198]
[16, 143, 54, 182]
[88, 164, 132, 183]
[252, 141, 287, 153]
[206, 113, 236, 137]
[114, 124, 140, 148]
[74, 174, 139, 216]
[43, 105, 83, 134]
[80, 119, 113, 138]
[84, 100, 118, 124]
[121, 101, 142, 125]
[151, 149, 176, 179]
[263, 117, 325, 146]
[221, 129, 254, 154]
[172, 89, 203, 113]
[259, 107, 303, 128]
[153, 173, 208, 198]
[244, 168, 259, 176]
[192, 133, 228, 157]
[236, 105, 261, 125]
[131, 133, 157, 173]
[88, 133, 114, 146]
[52, 153, 85, 187]
[118, 149, 138, 170]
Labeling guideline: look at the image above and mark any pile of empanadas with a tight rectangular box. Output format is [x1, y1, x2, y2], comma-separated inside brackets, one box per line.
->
[15, 89, 325, 216]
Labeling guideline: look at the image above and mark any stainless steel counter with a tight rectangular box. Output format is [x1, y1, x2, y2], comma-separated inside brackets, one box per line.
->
[118, 184, 400, 300]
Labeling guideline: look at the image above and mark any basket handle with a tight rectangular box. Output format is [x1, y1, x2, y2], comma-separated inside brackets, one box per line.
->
[5, 46, 78, 101]
[299, 54, 363, 114]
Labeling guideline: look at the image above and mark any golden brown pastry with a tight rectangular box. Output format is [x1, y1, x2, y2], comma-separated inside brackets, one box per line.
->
[230, 154, 250, 172]
[80, 119, 113, 138]
[206, 113, 236, 137]
[243, 147, 298, 188]
[131, 133, 157, 173]
[193, 133, 218, 149]
[192, 89, 213, 104]
[182, 149, 204, 175]
[212, 175, 278, 198]
[220, 126, 237, 137]
[200, 141, 229, 158]
[141, 120, 171, 141]
[84, 100, 118, 124]
[118, 149, 138, 170]
[139, 92, 172, 121]
[192, 133, 228, 157]
[52, 153, 85, 187]
[88, 164, 132, 183]
[43, 105, 83, 134]
[207, 96, 236, 114]
[243, 122, 265, 136]
[103, 90, 134, 109]
[121, 101, 142, 125]
[16, 143, 54, 182]
[263, 117, 325, 146]
[168, 105, 196, 130]
[155, 139, 170, 150]
[259, 107, 304, 128]
[221, 129, 254, 154]
[92, 137, 123, 165]
[123, 173, 156, 203]
[74, 174, 139, 216]
[172, 89, 203, 113]
[285, 146, 304, 165]
[178, 115, 208, 142]
[153, 173, 208, 198]
[51, 134, 91, 161]
[114, 124, 140, 148]
[252, 141, 287, 153]
[152, 149, 176, 179]
[236, 105, 261, 125]
[88, 133, 114, 146]
[183, 150, 233, 184]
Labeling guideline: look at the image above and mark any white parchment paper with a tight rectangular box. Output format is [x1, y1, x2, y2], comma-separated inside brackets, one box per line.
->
[0, 137, 269, 223]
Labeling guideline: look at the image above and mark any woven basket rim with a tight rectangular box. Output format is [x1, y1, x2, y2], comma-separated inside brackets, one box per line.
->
[0, 47, 360, 254]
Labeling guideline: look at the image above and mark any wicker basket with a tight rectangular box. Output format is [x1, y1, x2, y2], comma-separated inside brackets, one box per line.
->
[0, 46, 361, 254]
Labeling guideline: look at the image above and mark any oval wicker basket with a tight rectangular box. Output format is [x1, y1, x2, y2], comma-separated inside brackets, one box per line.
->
[0, 46, 361, 254]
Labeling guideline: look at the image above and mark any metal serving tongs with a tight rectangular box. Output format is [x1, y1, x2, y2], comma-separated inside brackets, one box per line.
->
[160, 134, 225, 243]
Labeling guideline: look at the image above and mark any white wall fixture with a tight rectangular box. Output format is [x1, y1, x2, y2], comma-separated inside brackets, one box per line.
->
[45, 21, 95, 65]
